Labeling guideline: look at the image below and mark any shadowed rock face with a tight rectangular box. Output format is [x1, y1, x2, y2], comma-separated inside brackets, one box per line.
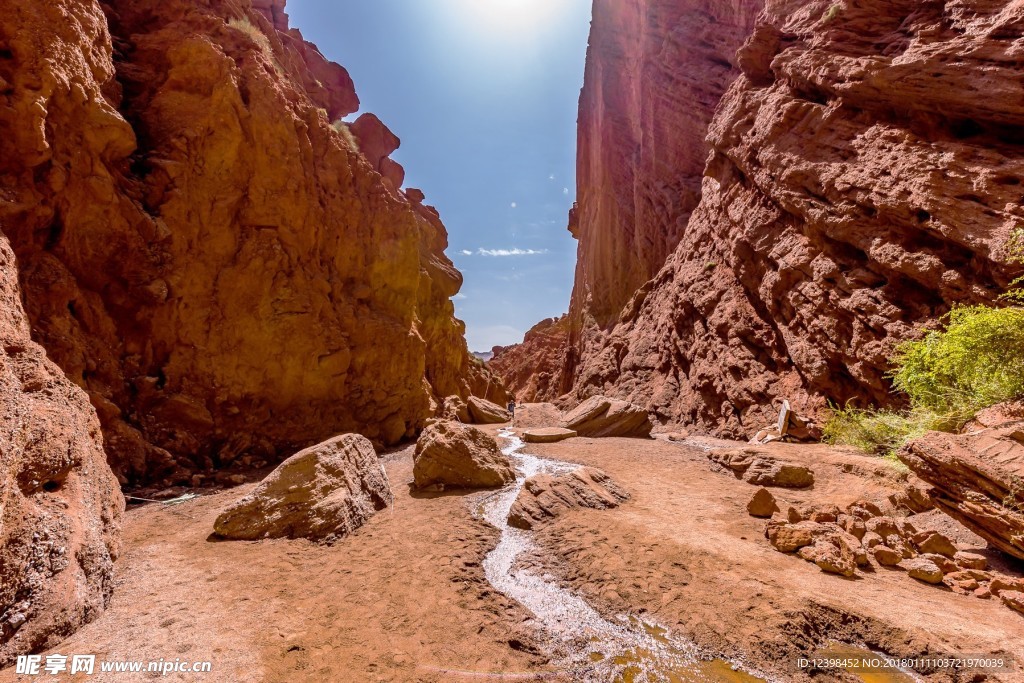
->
[0, 236, 123, 667]
[495, 0, 1024, 439]
[0, 0, 499, 486]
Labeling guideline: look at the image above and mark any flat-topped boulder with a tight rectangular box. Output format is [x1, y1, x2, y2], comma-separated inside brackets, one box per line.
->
[413, 421, 515, 490]
[508, 467, 629, 530]
[467, 396, 512, 424]
[561, 396, 652, 438]
[213, 434, 393, 541]
[523, 428, 577, 444]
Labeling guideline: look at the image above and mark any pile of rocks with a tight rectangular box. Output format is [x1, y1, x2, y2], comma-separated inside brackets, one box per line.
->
[761, 494, 1024, 614]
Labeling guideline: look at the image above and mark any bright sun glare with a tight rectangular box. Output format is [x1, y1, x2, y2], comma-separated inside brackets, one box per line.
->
[460, 0, 563, 32]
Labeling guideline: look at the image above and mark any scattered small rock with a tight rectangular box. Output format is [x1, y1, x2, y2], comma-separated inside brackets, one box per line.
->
[872, 545, 902, 566]
[912, 530, 958, 558]
[747, 488, 778, 518]
[954, 551, 988, 571]
[901, 558, 944, 585]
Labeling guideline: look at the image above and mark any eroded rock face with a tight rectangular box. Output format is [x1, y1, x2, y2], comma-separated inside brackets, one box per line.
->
[899, 425, 1024, 561]
[0, 237, 123, 666]
[412, 421, 515, 490]
[0, 0, 496, 486]
[495, 0, 1023, 440]
[213, 434, 392, 541]
[507, 467, 629, 530]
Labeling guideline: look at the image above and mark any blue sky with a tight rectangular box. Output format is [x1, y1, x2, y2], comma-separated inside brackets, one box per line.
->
[287, 0, 592, 352]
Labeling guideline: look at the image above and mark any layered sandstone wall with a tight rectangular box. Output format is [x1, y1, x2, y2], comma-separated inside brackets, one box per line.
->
[494, 0, 1024, 438]
[571, 0, 767, 326]
[0, 0, 496, 487]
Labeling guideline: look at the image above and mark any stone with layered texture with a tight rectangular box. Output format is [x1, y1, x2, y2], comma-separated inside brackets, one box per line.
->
[413, 421, 515, 490]
[561, 396, 652, 438]
[0, 236, 123, 666]
[494, 0, 1023, 440]
[507, 467, 629, 530]
[898, 425, 1024, 561]
[0, 0, 501, 486]
[213, 434, 393, 541]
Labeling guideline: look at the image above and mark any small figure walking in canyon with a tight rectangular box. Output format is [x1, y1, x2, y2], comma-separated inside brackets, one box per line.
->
[507, 397, 517, 419]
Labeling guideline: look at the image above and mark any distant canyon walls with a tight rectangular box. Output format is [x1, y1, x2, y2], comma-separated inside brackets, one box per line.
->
[493, 0, 1024, 438]
[0, 0, 501, 489]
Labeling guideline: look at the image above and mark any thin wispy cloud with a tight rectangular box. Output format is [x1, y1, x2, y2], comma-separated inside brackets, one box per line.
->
[460, 249, 473, 256]
[476, 248, 549, 257]
[452, 293, 467, 300]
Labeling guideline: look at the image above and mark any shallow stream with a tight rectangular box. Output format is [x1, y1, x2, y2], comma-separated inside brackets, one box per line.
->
[476, 430, 766, 682]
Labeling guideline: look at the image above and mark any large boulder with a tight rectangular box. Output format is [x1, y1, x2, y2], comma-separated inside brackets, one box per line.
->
[709, 449, 815, 489]
[512, 402, 564, 429]
[0, 237, 124, 666]
[561, 396, 652, 438]
[508, 467, 629, 530]
[213, 434, 392, 541]
[438, 395, 471, 423]
[467, 396, 511, 425]
[898, 425, 1024, 561]
[413, 421, 515, 490]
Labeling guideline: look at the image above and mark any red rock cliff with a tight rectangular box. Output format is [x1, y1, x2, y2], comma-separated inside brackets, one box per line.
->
[0, 234, 123, 666]
[0, 0, 499, 487]
[494, 0, 1024, 437]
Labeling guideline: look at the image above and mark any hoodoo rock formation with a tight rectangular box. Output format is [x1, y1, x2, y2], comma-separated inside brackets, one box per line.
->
[0, 0, 502, 487]
[0, 237, 123, 666]
[492, 0, 1024, 439]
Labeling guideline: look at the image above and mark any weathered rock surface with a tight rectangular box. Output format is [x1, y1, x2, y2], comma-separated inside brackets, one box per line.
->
[522, 428, 577, 444]
[0, 237, 123, 666]
[710, 448, 814, 489]
[507, 467, 629, 530]
[467, 397, 511, 425]
[412, 422, 514, 490]
[213, 434, 392, 541]
[0, 0, 500, 486]
[494, 0, 1023, 440]
[899, 425, 1024, 561]
[561, 396, 652, 438]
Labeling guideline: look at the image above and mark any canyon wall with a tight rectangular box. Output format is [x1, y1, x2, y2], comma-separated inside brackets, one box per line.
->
[0, 234, 123, 665]
[494, 0, 1024, 437]
[0, 0, 499, 489]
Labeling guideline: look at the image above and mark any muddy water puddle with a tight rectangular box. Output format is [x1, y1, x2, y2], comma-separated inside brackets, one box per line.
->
[477, 430, 767, 682]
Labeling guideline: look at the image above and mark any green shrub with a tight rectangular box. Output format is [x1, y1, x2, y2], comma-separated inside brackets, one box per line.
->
[891, 305, 1024, 414]
[822, 405, 962, 458]
[823, 3, 843, 23]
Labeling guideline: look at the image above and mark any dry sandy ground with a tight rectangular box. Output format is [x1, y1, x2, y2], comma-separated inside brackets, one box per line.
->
[3, 419, 1024, 682]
